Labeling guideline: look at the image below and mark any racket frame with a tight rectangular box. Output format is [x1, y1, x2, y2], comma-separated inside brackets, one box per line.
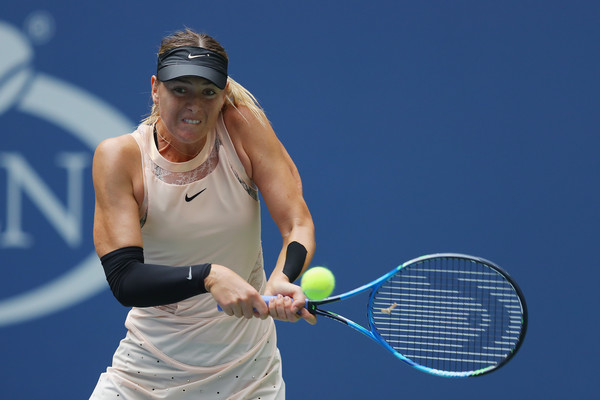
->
[305, 253, 528, 378]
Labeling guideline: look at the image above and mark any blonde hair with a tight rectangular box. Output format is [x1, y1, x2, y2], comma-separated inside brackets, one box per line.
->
[142, 28, 268, 126]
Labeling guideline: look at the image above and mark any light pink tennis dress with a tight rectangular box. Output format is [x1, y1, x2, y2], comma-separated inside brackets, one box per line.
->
[90, 115, 284, 399]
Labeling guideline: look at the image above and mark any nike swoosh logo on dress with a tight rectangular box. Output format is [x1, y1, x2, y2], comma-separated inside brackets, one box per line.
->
[185, 188, 207, 202]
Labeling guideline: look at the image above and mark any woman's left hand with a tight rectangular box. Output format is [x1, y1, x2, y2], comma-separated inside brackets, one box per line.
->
[265, 279, 317, 325]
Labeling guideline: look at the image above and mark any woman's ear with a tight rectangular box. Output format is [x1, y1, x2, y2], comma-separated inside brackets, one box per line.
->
[151, 75, 159, 104]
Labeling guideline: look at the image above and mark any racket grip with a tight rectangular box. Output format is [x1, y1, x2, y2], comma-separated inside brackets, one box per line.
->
[217, 295, 308, 311]
[260, 295, 309, 308]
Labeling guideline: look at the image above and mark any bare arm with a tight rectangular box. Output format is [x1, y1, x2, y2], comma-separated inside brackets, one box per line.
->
[224, 106, 316, 324]
[92, 135, 144, 256]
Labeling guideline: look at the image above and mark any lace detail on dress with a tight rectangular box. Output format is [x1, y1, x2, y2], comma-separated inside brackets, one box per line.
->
[152, 138, 221, 185]
[229, 163, 258, 201]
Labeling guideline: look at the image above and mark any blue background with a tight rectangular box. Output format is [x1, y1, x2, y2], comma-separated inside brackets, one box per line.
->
[2, 1, 598, 398]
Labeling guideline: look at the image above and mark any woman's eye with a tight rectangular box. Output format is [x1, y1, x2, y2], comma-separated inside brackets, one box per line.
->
[203, 89, 216, 96]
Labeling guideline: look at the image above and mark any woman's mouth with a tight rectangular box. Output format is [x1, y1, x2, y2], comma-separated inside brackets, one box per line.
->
[183, 119, 201, 125]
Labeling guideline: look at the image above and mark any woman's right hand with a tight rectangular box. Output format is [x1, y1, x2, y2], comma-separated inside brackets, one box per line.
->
[205, 264, 269, 319]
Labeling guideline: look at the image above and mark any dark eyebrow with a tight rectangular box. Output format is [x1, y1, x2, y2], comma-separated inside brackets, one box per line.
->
[168, 77, 192, 85]
[168, 77, 215, 87]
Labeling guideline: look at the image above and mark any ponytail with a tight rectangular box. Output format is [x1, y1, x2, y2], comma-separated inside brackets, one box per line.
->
[225, 77, 269, 127]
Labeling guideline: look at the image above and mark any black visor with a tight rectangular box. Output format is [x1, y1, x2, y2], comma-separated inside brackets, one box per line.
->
[157, 46, 228, 89]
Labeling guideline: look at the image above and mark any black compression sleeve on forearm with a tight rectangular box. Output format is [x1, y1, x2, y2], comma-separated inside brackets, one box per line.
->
[100, 246, 211, 307]
[282, 241, 307, 282]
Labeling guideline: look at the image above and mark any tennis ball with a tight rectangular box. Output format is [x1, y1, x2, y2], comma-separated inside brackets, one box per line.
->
[301, 266, 335, 300]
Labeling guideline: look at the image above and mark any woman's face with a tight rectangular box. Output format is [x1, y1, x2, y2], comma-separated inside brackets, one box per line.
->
[151, 75, 226, 143]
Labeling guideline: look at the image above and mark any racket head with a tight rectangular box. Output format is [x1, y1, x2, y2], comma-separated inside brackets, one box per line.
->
[367, 253, 527, 377]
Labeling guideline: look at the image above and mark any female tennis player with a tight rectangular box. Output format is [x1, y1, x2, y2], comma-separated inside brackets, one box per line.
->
[90, 28, 316, 399]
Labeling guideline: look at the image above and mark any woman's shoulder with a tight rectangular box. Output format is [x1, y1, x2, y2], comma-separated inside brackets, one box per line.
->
[95, 133, 139, 159]
[223, 104, 250, 131]
[93, 133, 142, 178]
[223, 105, 270, 135]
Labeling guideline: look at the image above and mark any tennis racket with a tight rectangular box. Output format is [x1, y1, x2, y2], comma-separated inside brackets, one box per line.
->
[264, 253, 528, 378]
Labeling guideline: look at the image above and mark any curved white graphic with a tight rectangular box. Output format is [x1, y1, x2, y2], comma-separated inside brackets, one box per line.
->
[0, 20, 133, 326]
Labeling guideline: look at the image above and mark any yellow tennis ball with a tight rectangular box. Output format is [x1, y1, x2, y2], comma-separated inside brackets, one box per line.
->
[301, 266, 335, 300]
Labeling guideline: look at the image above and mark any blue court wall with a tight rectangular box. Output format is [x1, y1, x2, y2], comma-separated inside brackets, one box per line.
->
[1, 2, 598, 399]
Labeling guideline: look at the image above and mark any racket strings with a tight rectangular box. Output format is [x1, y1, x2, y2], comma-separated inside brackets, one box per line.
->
[370, 257, 525, 375]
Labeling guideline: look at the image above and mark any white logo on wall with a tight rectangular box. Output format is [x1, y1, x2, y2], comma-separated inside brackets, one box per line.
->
[0, 16, 133, 327]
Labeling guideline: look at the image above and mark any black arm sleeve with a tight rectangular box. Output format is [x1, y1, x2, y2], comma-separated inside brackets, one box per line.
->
[100, 246, 211, 307]
[282, 241, 307, 282]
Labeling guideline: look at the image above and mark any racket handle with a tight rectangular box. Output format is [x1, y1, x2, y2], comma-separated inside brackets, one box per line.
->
[217, 295, 308, 311]
[260, 295, 309, 308]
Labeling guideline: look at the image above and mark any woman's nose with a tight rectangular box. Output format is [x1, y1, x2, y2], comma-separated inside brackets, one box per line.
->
[187, 101, 199, 113]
